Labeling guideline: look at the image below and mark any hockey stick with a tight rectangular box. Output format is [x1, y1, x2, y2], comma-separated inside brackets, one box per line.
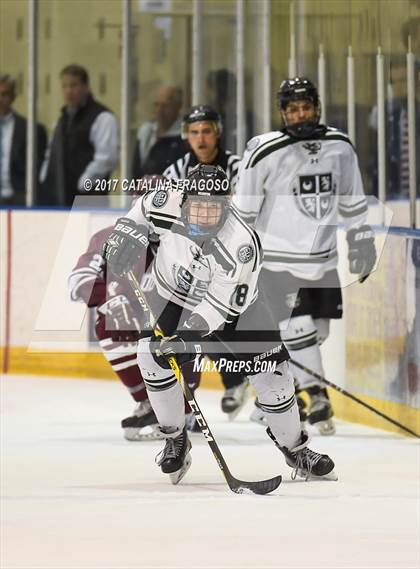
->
[126, 270, 282, 495]
[289, 359, 420, 438]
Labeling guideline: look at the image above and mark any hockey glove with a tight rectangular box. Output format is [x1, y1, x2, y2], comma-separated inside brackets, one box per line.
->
[153, 334, 191, 367]
[152, 314, 209, 367]
[97, 294, 141, 342]
[103, 217, 149, 277]
[346, 225, 376, 283]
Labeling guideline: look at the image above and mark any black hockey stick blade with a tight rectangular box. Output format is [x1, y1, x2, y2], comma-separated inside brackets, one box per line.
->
[229, 474, 282, 495]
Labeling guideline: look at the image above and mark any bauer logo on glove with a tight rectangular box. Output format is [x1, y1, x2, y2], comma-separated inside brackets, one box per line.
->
[346, 224, 377, 283]
[114, 222, 149, 247]
[103, 217, 149, 277]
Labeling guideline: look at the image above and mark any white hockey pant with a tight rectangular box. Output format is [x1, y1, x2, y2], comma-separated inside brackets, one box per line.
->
[137, 337, 185, 434]
[280, 315, 330, 390]
[250, 360, 301, 448]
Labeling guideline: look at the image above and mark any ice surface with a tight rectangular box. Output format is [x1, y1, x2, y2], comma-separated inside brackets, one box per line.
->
[1, 375, 419, 569]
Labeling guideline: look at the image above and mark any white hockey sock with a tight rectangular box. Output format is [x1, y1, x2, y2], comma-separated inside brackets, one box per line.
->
[288, 343, 324, 390]
[146, 382, 185, 431]
[264, 403, 301, 449]
[250, 361, 301, 449]
[280, 315, 325, 390]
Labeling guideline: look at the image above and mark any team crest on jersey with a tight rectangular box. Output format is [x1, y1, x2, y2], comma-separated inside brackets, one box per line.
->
[293, 173, 335, 220]
[246, 137, 260, 151]
[152, 190, 169, 208]
[237, 244, 254, 264]
[302, 141, 321, 155]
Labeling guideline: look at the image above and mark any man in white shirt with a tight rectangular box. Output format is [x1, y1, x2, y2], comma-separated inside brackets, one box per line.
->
[132, 85, 186, 178]
[40, 65, 119, 206]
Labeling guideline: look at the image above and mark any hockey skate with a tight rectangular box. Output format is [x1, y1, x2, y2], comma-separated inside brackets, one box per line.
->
[155, 427, 192, 485]
[121, 400, 164, 442]
[221, 379, 250, 420]
[307, 387, 336, 436]
[267, 427, 337, 481]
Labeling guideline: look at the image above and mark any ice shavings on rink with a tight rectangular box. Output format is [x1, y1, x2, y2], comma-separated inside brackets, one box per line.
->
[1, 375, 419, 569]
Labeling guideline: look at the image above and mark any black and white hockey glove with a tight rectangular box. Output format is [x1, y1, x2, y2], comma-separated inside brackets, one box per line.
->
[346, 225, 376, 283]
[153, 334, 191, 367]
[103, 217, 149, 277]
[97, 294, 141, 342]
[152, 314, 209, 367]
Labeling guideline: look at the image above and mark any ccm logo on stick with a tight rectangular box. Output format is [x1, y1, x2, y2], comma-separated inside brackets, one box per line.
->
[188, 400, 214, 441]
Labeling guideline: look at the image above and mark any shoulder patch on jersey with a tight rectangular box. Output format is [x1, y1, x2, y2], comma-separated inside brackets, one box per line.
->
[237, 243, 255, 264]
[245, 135, 294, 169]
[246, 137, 260, 151]
[152, 190, 169, 208]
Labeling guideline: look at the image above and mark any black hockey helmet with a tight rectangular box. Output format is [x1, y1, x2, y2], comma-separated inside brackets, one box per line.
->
[182, 104, 223, 139]
[277, 77, 321, 138]
[181, 164, 231, 240]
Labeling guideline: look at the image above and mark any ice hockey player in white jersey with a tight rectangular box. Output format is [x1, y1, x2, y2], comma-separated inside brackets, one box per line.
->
[103, 164, 336, 485]
[234, 77, 376, 435]
[163, 104, 249, 419]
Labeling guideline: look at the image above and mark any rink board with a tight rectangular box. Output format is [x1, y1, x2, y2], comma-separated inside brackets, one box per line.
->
[1, 345, 419, 438]
[0, 208, 419, 437]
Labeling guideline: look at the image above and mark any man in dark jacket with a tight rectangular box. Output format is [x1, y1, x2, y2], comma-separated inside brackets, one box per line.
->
[0, 74, 47, 206]
[40, 65, 118, 206]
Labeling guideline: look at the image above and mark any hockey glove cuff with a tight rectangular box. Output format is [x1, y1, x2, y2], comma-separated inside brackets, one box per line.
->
[346, 225, 376, 283]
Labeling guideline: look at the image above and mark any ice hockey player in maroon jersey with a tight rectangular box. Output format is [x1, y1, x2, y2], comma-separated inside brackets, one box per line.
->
[69, 225, 200, 440]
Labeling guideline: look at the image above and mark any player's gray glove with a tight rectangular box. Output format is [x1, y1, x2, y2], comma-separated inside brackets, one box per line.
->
[346, 225, 376, 283]
[154, 334, 191, 367]
[97, 294, 141, 342]
[103, 217, 149, 277]
[152, 314, 210, 367]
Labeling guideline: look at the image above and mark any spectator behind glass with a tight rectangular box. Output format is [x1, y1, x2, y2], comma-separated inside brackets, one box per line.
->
[132, 85, 186, 178]
[368, 61, 420, 199]
[206, 68, 255, 150]
[0, 74, 47, 207]
[39, 64, 119, 207]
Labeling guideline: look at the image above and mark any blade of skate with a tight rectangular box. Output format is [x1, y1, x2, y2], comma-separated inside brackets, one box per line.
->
[169, 454, 192, 485]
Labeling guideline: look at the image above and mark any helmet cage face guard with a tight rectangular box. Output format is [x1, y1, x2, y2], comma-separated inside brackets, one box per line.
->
[182, 194, 230, 239]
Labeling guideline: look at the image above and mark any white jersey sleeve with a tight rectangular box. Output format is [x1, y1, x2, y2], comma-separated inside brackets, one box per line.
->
[125, 186, 183, 235]
[337, 143, 368, 230]
[233, 133, 282, 225]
